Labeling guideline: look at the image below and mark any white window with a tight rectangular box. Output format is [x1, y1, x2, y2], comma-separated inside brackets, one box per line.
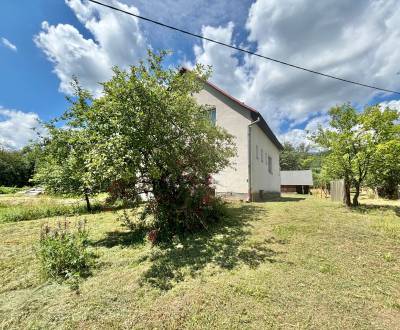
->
[261, 148, 264, 162]
[268, 156, 273, 174]
[256, 145, 259, 160]
[265, 153, 268, 166]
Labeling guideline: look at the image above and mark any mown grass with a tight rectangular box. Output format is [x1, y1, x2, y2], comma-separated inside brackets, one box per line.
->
[0, 195, 399, 329]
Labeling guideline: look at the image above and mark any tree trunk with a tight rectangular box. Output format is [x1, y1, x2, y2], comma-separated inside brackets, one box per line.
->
[353, 184, 360, 207]
[84, 193, 92, 212]
[344, 180, 352, 207]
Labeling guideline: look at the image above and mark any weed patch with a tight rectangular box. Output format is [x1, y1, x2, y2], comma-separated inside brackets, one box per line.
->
[37, 219, 95, 289]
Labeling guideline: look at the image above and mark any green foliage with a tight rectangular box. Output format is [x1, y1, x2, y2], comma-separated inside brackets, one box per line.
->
[280, 142, 311, 170]
[0, 147, 36, 187]
[312, 103, 400, 206]
[143, 191, 228, 243]
[33, 80, 103, 211]
[37, 219, 93, 285]
[364, 106, 400, 199]
[279, 142, 329, 190]
[35, 50, 236, 242]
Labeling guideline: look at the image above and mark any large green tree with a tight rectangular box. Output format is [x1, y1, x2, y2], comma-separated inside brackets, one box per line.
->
[86, 52, 236, 240]
[35, 51, 236, 240]
[313, 103, 399, 206]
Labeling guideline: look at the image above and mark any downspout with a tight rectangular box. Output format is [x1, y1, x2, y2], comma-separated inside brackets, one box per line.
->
[248, 117, 260, 202]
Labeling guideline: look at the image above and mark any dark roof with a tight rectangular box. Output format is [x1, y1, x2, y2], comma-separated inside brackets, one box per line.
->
[281, 170, 314, 186]
[203, 80, 283, 151]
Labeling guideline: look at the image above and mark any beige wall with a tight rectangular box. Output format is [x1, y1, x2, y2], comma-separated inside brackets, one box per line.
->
[194, 86, 251, 194]
[250, 124, 281, 194]
[194, 84, 281, 197]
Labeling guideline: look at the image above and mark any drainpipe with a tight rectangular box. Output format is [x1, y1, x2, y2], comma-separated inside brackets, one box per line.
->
[248, 117, 260, 202]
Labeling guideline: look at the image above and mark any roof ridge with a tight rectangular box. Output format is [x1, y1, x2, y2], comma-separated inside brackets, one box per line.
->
[180, 67, 283, 150]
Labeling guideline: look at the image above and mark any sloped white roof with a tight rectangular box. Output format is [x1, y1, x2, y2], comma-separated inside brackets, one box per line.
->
[280, 170, 313, 186]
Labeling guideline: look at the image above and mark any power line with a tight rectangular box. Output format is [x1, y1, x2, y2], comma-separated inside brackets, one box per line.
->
[88, 0, 400, 95]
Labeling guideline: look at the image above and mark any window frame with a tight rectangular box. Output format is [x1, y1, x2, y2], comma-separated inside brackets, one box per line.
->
[208, 106, 216, 126]
[268, 155, 273, 174]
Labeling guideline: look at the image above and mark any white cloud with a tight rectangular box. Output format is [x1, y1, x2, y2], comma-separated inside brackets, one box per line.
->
[34, 0, 147, 95]
[379, 99, 400, 112]
[192, 0, 400, 142]
[279, 114, 330, 146]
[0, 107, 44, 150]
[193, 22, 251, 98]
[1, 37, 17, 52]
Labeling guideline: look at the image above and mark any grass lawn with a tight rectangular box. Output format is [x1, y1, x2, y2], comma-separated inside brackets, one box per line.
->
[0, 195, 399, 329]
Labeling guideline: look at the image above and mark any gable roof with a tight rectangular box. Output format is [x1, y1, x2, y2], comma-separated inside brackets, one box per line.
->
[180, 67, 283, 151]
[281, 170, 314, 186]
[203, 80, 283, 151]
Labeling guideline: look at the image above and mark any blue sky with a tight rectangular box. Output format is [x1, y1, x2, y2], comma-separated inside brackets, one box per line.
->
[1, 0, 400, 149]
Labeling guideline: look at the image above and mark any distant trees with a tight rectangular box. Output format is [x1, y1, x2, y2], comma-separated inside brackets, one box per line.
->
[280, 142, 327, 189]
[313, 103, 399, 206]
[279, 142, 310, 170]
[0, 147, 36, 187]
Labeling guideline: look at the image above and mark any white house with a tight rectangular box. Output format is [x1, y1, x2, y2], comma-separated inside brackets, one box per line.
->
[194, 80, 283, 201]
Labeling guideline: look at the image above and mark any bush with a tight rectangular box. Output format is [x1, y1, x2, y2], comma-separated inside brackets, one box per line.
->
[117, 183, 228, 245]
[37, 219, 94, 285]
[145, 183, 228, 244]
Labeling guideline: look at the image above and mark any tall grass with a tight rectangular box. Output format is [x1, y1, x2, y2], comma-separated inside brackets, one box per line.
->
[0, 186, 25, 194]
[0, 201, 101, 223]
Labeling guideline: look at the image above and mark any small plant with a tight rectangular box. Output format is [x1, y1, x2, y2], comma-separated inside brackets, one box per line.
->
[37, 218, 94, 286]
[383, 252, 395, 262]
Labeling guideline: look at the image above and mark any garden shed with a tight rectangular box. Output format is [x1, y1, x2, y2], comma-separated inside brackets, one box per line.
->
[280, 170, 313, 194]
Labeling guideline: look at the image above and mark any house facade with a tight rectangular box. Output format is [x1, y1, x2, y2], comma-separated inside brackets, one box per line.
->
[194, 81, 283, 201]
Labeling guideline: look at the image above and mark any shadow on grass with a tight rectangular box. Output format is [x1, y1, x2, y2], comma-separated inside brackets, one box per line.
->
[351, 204, 400, 217]
[261, 196, 306, 203]
[138, 204, 288, 290]
[91, 229, 146, 248]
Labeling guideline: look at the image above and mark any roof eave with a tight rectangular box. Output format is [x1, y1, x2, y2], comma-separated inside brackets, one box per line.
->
[203, 81, 284, 151]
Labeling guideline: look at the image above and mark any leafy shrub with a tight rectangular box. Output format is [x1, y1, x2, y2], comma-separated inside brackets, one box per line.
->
[145, 183, 228, 243]
[37, 219, 94, 284]
[118, 183, 228, 245]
